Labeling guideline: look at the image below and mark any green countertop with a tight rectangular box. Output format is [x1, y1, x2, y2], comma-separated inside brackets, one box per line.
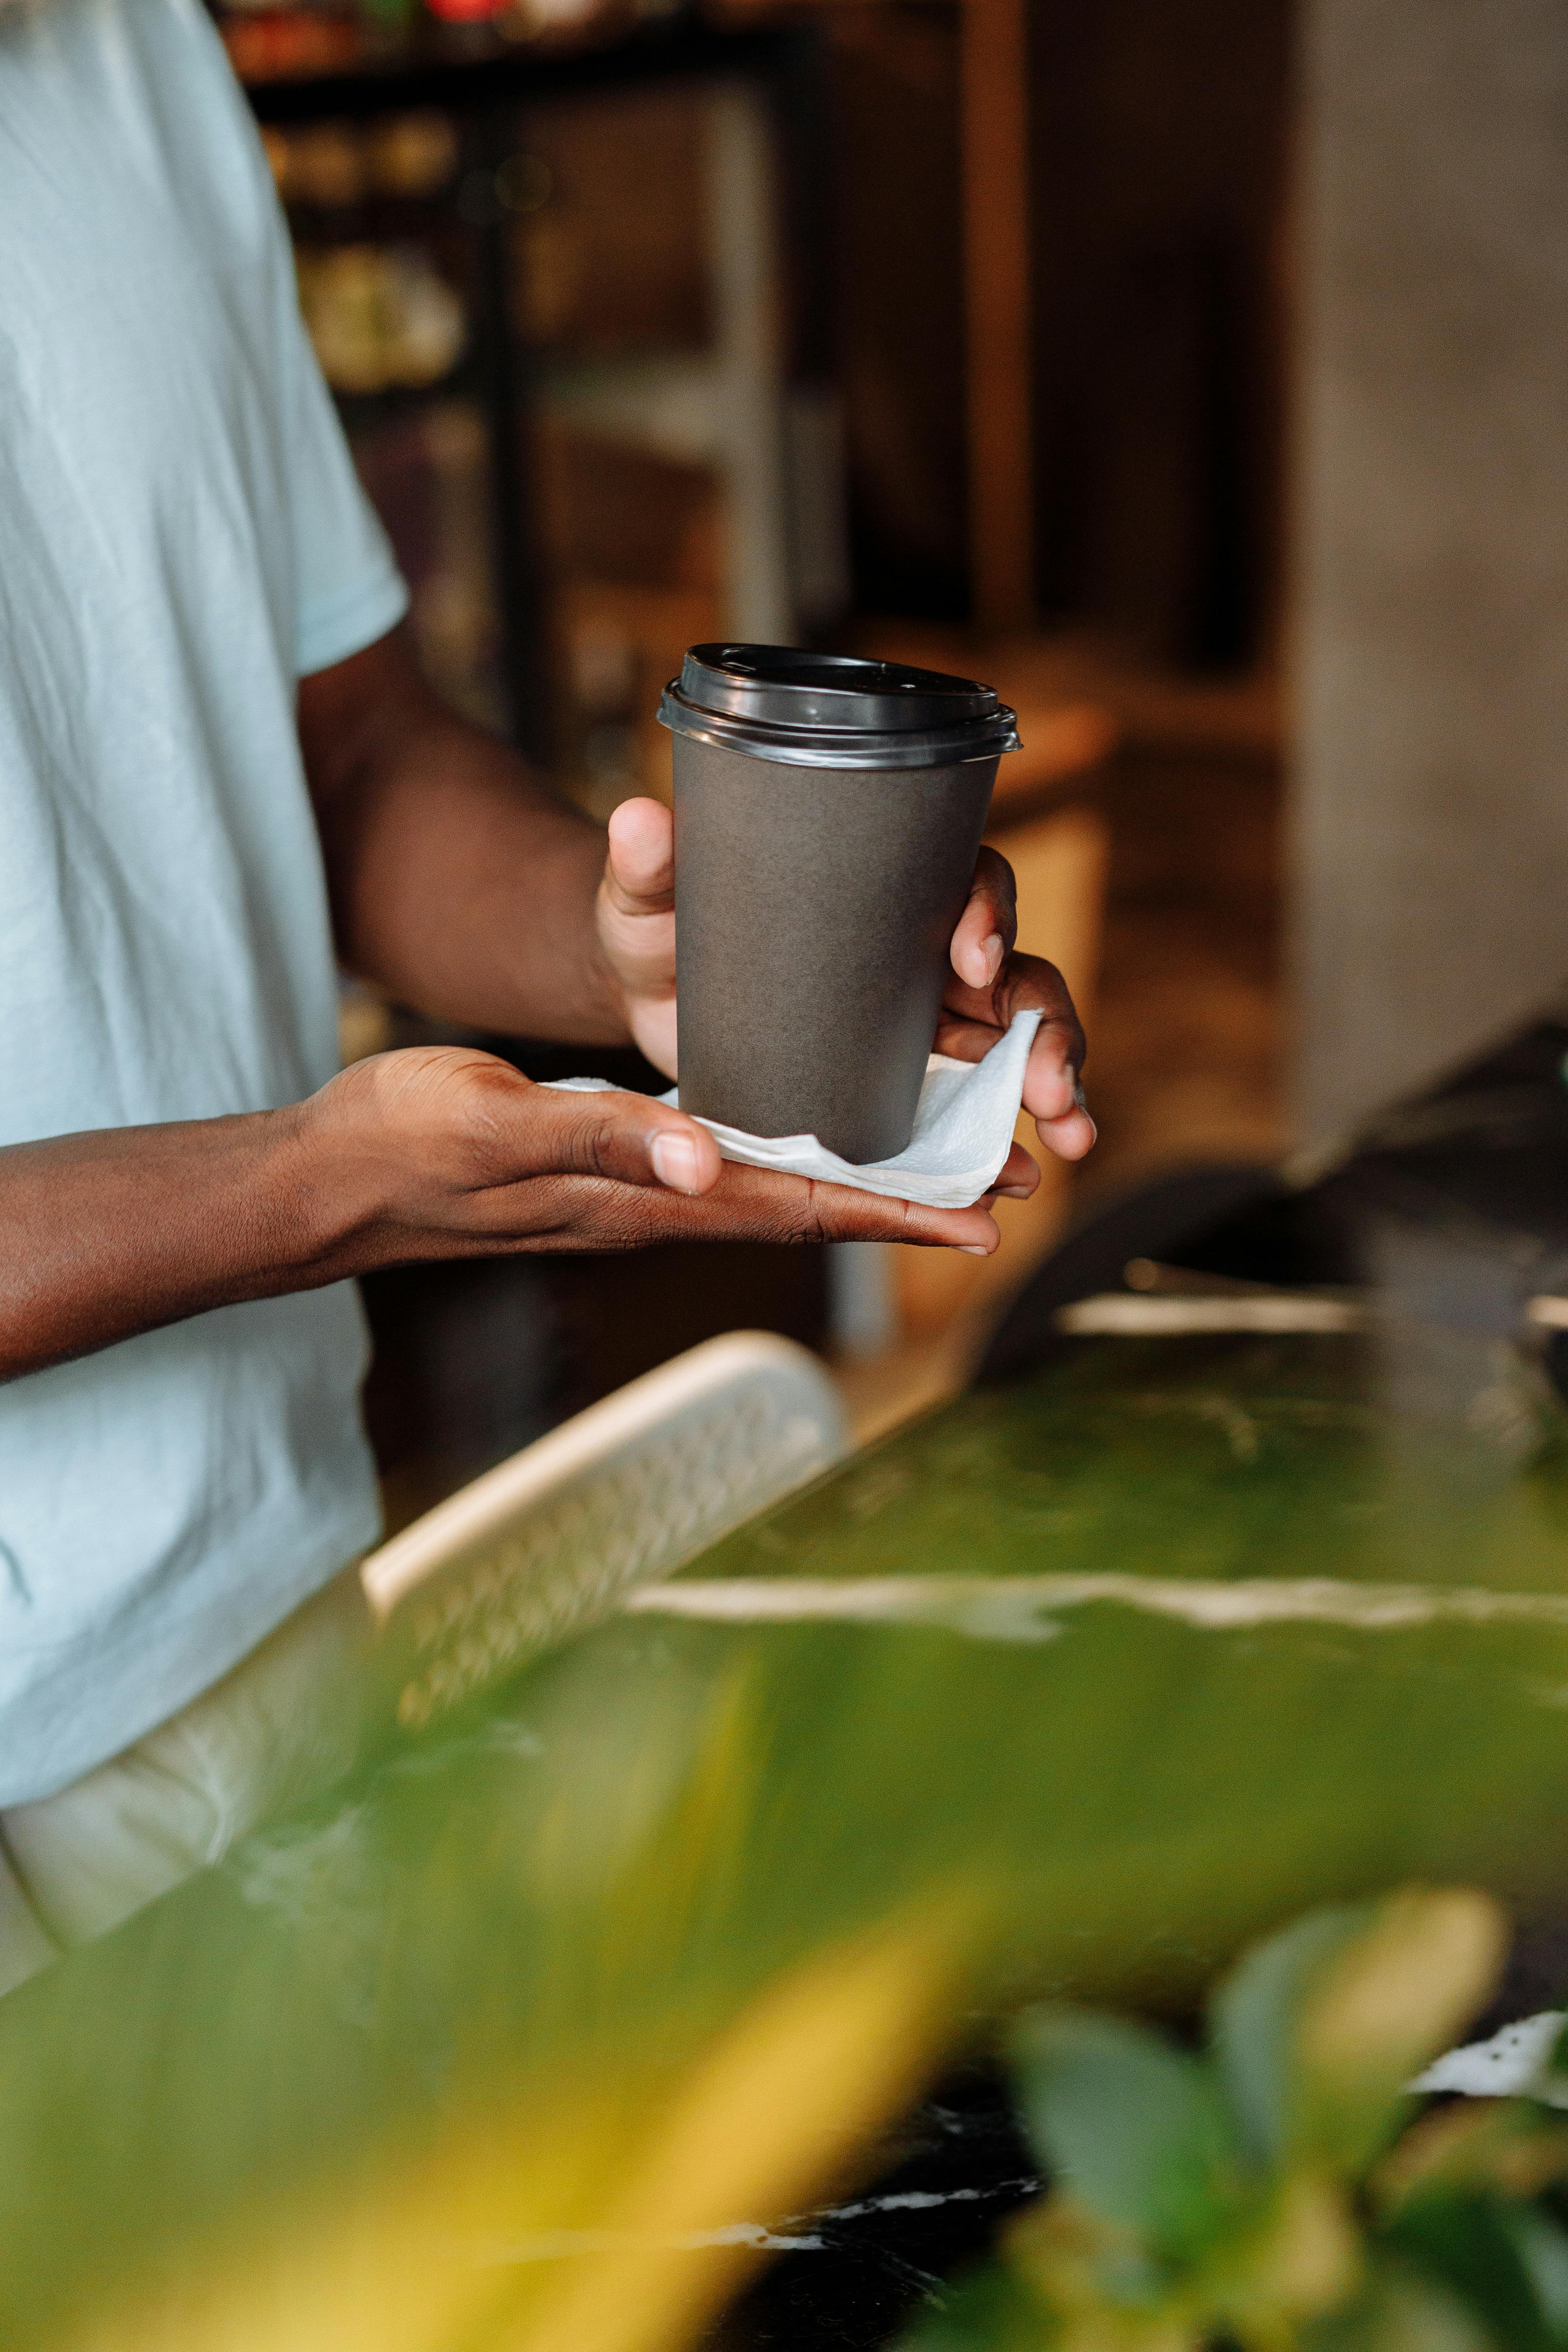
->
[7, 1320, 1568, 2352]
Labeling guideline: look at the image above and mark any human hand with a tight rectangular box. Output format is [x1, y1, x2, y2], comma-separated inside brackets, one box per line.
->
[594, 798, 679, 1078]
[593, 802, 1092, 1163]
[941, 845, 1095, 1163]
[307, 1045, 1036, 1266]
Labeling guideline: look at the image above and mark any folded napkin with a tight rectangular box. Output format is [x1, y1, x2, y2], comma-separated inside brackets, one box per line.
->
[546, 1008, 1041, 1210]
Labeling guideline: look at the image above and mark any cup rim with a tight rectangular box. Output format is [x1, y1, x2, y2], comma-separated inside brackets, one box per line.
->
[658, 676, 1021, 772]
[681, 644, 1000, 728]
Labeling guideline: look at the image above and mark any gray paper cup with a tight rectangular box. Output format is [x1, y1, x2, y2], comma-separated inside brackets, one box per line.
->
[658, 646, 1021, 1164]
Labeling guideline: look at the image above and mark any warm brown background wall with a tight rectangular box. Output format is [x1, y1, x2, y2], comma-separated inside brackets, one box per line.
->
[1031, 0, 1291, 665]
[820, 0, 1291, 660]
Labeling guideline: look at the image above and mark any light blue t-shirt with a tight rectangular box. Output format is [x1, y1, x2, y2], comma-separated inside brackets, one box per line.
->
[0, 0, 410, 1802]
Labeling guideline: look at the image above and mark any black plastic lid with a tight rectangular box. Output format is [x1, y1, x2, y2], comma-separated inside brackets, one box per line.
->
[657, 644, 1021, 771]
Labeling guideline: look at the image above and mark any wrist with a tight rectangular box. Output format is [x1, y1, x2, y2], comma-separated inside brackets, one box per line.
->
[265, 1084, 397, 1283]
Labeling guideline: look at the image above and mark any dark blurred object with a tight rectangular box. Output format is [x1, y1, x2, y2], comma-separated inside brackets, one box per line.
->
[361, 1257, 562, 1530]
[978, 1163, 1284, 1387]
[535, 423, 723, 802]
[980, 1012, 1568, 1388]
[711, 2062, 1038, 2351]
[551, 1242, 829, 1412]
[1082, 233, 1262, 669]
[349, 400, 507, 729]
[510, 84, 711, 353]
[512, 87, 728, 800]
[1032, 0, 1290, 668]
[825, 9, 967, 624]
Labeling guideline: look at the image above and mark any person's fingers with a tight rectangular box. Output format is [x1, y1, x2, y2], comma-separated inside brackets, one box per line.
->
[932, 1023, 1091, 1161]
[950, 845, 1019, 991]
[451, 1072, 1012, 1237]
[597, 799, 677, 1027]
[1019, 1010, 1082, 1125]
[943, 953, 1085, 1078]
[933, 999, 1084, 1111]
[375, 1055, 1014, 1249]
[336, 1052, 1028, 1269]
[1033, 1098, 1096, 1162]
[1015, 960, 1087, 1085]
[540, 1088, 723, 1196]
[454, 1070, 723, 1203]
[940, 947, 1082, 1058]
[703, 1169, 1005, 1253]
[533, 1160, 1004, 1255]
[935, 945, 1093, 1163]
[985, 1141, 1040, 1201]
[1018, 1007, 1095, 1158]
[602, 796, 674, 918]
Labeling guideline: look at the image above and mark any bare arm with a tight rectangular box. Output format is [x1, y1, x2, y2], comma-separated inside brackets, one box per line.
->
[298, 625, 629, 1045]
[0, 1049, 1031, 1383]
[0, 627, 1081, 1382]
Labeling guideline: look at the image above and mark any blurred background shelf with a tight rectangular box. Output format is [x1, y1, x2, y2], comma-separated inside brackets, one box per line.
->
[243, 17, 838, 785]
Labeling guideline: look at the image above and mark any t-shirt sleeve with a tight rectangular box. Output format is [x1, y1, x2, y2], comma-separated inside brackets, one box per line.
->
[273, 232, 410, 679]
[198, 6, 410, 680]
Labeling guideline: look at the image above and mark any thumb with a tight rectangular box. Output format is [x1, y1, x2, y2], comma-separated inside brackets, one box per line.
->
[500, 1080, 722, 1198]
[604, 797, 674, 918]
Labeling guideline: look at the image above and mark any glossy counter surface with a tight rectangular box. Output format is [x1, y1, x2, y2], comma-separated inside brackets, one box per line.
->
[7, 1318, 1568, 2351]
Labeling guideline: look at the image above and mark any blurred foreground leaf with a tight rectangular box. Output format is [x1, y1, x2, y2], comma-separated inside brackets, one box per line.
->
[1007, 2009, 1242, 2267]
[1212, 1890, 1506, 2176]
[900, 1891, 1537, 2352]
[57, 1905, 968, 2352]
[1304, 2261, 1499, 2352]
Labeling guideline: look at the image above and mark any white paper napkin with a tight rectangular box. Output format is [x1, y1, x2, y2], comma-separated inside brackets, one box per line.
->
[546, 1008, 1041, 1209]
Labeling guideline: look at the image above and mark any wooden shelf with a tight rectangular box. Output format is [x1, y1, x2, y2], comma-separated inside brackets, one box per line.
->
[233, 16, 809, 119]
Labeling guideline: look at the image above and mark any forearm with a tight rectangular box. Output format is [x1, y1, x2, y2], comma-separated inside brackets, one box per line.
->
[0, 1047, 1011, 1384]
[301, 631, 631, 1045]
[0, 1109, 367, 1382]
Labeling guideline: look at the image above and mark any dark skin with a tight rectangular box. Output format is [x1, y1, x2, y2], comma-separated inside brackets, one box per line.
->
[0, 628, 1091, 1383]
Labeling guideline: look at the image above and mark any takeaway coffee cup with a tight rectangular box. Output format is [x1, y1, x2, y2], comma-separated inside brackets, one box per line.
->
[657, 645, 1021, 1164]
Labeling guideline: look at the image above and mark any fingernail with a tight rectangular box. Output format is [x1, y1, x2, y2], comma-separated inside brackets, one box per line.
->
[961, 1242, 991, 1256]
[650, 1131, 702, 1192]
[983, 933, 1004, 981]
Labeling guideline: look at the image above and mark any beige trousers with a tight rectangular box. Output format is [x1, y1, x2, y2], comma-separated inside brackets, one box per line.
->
[0, 1562, 372, 1999]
